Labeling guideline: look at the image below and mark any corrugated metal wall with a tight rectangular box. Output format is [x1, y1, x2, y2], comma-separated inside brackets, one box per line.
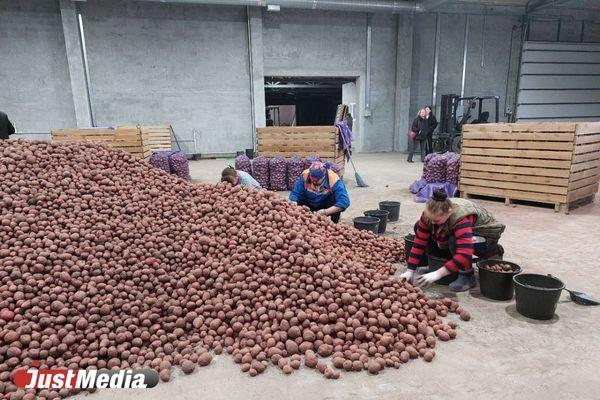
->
[516, 41, 600, 121]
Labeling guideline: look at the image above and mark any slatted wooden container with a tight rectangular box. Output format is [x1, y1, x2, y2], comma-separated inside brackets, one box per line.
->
[52, 125, 173, 161]
[459, 122, 600, 213]
[256, 126, 345, 177]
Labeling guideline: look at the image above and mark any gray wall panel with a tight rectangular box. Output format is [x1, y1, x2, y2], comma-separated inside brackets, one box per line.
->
[520, 75, 600, 90]
[520, 63, 600, 75]
[524, 51, 600, 63]
[517, 41, 600, 121]
[517, 104, 600, 119]
[524, 41, 600, 51]
[519, 116, 600, 122]
[519, 89, 600, 104]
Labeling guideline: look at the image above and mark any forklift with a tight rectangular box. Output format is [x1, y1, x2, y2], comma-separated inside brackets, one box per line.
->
[434, 94, 499, 153]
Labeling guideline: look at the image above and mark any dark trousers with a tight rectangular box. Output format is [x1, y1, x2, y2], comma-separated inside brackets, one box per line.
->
[426, 133, 433, 155]
[408, 138, 426, 162]
[299, 195, 341, 223]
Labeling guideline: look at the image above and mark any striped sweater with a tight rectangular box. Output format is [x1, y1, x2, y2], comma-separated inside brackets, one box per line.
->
[407, 213, 476, 272]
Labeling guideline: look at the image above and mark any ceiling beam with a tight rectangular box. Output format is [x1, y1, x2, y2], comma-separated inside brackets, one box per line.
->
[527, 0, 574, 14]
[418, 0, 453, 12]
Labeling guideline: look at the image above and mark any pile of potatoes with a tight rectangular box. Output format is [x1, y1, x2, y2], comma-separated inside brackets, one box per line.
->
[0, 141, 467, 399]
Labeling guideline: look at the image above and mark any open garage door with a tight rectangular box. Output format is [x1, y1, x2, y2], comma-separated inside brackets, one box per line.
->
[516, 41, 600, 122]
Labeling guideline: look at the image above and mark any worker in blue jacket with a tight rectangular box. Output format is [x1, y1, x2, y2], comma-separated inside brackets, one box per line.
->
[289, 161, 350, 223]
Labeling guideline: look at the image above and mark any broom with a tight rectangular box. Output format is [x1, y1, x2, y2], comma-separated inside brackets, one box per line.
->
[339, 129, 368, 188]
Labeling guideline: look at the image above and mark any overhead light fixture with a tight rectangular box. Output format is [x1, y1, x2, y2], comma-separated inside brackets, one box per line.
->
[267, 4, 281, 12]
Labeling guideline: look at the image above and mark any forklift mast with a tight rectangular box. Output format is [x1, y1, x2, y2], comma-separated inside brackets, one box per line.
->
[437, 94, 499, 152]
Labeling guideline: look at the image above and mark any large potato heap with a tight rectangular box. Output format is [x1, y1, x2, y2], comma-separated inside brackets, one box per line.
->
[0, 140, 465, 399]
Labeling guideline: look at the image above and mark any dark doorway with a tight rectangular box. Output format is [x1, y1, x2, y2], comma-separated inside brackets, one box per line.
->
[265, 77, 353, 126]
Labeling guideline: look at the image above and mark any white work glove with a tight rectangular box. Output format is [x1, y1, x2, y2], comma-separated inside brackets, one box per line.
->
[400, 269, 415, 283]
[416, 267, 451, 287]
[317, 209, 328, 216]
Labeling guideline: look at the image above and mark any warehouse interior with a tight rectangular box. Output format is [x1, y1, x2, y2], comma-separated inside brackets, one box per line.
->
[1, 0, 600, 399]
[3, 0, 600, 153]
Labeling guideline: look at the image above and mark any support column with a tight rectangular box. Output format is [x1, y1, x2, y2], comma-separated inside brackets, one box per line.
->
[394, 14, 413, 152]
[60, 0, 92, 127]
[248, 7, 266, 134]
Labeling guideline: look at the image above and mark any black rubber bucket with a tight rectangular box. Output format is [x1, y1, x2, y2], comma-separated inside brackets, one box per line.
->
[364, 210, 389, 234]
[477, 259, 522, 301]
[378, 201, 401, 222]
[403, 234, 427, 266]
[353, 216, 380, 234]
[513, 273, 565, 320]
[245, 148, 255, 159]
[427, 253, 458, 285]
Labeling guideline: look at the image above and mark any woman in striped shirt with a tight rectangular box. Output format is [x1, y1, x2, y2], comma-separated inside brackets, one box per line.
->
[400, 189, 505, 292]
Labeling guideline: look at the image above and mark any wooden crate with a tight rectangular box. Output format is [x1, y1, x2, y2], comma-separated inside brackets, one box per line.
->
[52, 125, 173, 161]
[256, 126, 346, 177]
[459, 122, 600, 213]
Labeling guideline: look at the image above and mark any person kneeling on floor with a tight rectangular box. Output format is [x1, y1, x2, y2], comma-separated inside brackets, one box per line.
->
[400, 188, 505, 292]
[289, 161, 350, 223]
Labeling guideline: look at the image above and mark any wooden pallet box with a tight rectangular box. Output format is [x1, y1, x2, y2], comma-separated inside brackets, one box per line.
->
[51, 125, 173, 161]
[256, 126, 346, 177]
[459, 122, 600, 213]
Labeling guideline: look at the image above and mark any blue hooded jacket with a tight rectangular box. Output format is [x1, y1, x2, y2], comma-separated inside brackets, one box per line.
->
[289, 169, 350, 210]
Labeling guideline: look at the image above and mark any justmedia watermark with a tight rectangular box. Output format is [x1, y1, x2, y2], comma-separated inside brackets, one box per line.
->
[13, 362, 159, 390]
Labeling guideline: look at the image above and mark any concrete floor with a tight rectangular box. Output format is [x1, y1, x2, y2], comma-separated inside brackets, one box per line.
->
[78, 153, 600, 400]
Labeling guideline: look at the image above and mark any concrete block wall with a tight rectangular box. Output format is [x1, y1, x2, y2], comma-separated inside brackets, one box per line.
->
[80, 0, 252, 154]
[0, 0, 76, 132]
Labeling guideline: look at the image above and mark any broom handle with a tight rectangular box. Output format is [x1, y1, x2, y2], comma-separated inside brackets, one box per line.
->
[338, 127, 358, 173]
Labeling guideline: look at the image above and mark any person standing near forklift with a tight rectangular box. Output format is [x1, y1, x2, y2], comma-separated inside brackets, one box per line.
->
[425, 106, 438, 155]
[407, 109, 428, 163]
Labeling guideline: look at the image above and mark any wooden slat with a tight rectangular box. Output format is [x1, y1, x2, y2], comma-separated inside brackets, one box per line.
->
[460, 170, 569, 187]
[568, 175, 600, 191]
[462, 139, 573, 151]
[461, 131, 574, 141]
[571, 158, 600, 173]
[53, 135, 115, 140]
[575, 133, 600, 145]
[574, 122, 600, 136]
[572, 151, 600, 165]
[257, 133, 336, 142]
[461, 155, 572, 169]
[459, 184, 567, 203]
[573, 142, 600, 155]
[53, 129, 115, 134]
[257, 126, 336, 134]
[460, 162, 571, 178]
[258, 149, 337, 157]
[461, 147, 573, 160]
[570, 166, 600, 181]
[259, 151, 338, 158]
[460, 177, 568, 195]
[567, 182, 599, 202]
[258, 138, 336, 146]
[462, 122, 577, 133]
